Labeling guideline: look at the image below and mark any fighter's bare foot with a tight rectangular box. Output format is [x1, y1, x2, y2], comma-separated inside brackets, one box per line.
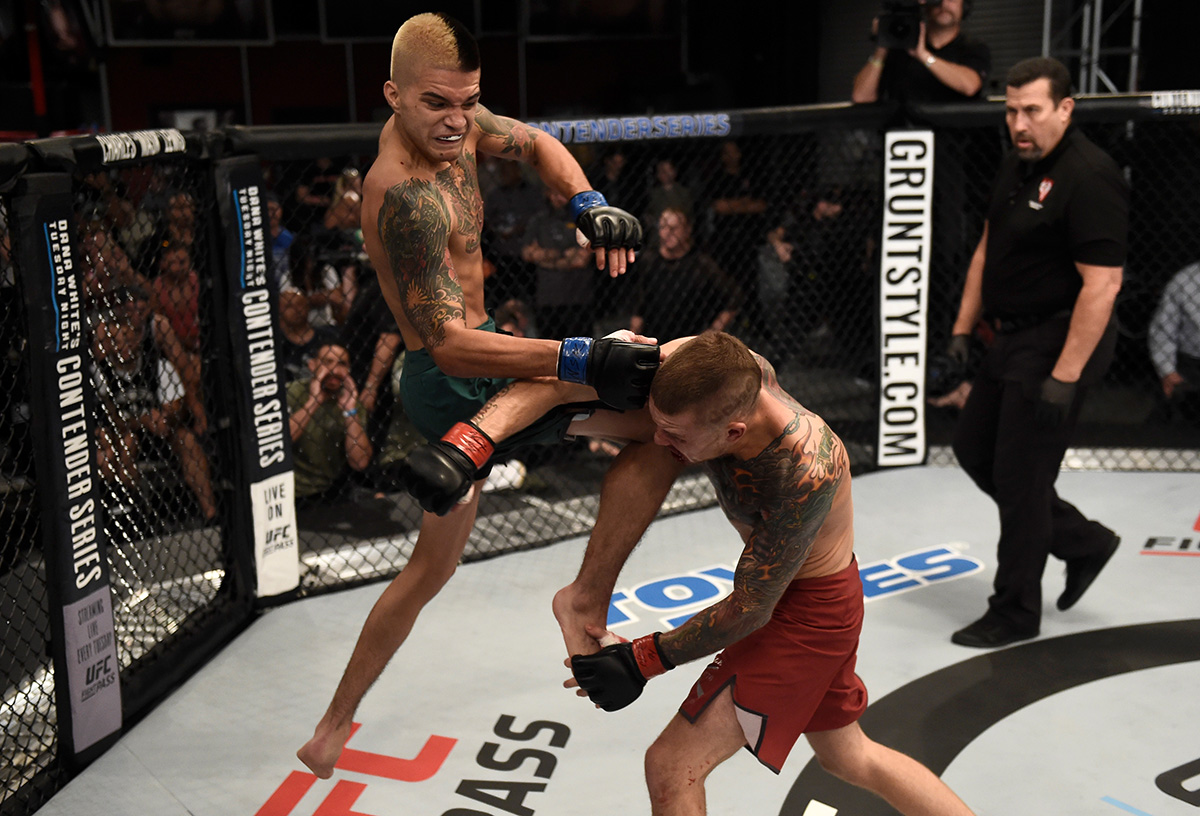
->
[553, 583, 607, 657]
[297, 717, 353, 779]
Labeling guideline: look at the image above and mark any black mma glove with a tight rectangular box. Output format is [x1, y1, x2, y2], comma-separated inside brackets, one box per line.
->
[570, 633, 675, 712]
[1035, 376, 1077, 429]
[402, 421, 494, 515]
[946, 334, 971, 368]
[557, 334, 659, 411]
[569, 191, 643, 251]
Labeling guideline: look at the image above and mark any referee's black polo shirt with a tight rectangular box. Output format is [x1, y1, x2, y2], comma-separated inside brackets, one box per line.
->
[982, 124, 1130, 320]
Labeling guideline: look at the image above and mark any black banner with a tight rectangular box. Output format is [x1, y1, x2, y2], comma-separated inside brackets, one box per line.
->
[213, 157, 299, 597]
[11, 173, 122, 764]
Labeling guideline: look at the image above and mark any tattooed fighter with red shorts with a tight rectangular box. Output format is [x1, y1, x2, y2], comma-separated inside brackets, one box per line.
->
[297, 12, 681, 779]
[570, 332, 976, 816]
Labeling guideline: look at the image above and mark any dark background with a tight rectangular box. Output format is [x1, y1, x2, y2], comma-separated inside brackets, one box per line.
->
[0, 0, 1196, 136]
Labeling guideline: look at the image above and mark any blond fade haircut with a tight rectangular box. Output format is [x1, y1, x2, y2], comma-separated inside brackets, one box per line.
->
[651, 332, 761, 426]
[390, 13, 481, 86]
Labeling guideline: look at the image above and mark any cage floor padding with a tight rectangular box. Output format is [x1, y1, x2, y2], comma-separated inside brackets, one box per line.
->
[37, 466, 1200, 816]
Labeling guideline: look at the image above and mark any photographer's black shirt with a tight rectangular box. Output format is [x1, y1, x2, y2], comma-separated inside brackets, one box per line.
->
[880, 33, 991, 102]
[981, 125, 1129, 319]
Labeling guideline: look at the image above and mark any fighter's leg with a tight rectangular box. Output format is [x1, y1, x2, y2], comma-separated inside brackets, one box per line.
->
[470, 377, 592, 444]
[806, 722, 975, 816]
[553, 430, 684, 658]
[643, 687, 747, 816]
[297, 485, 482, 779]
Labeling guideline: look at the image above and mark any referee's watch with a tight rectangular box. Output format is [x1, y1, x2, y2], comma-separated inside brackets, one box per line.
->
[925, 54, 937, 66]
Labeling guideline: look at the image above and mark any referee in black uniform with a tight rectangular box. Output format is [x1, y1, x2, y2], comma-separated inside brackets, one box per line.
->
[946, 57, 1127, 648]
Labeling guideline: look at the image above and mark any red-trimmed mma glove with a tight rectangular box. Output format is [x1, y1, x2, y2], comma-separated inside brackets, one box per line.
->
[570, 190, 644, 252]
[402, 421, 494, 516]
[570, 633, 674, 712]
[557, 335, 659, 411]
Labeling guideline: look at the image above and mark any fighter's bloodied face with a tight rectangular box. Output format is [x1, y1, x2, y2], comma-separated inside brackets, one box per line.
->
[1005, 77, 1074, 162]
[395, 65, 481, 164]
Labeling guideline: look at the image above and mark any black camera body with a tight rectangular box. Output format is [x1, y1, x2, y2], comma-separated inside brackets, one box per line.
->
[877, 0, 942, 51]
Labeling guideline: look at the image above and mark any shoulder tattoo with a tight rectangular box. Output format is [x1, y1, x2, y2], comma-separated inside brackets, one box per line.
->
[378, 180, 464, 348]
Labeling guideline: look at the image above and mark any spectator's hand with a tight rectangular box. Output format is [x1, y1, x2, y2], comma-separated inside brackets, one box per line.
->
[308, 372, 331, 405]
[1163, 371, 1184, 399]
[143, 409, 170, 437]
[361, 384, 378, 415]
[929, 380, 972, 410]
[192, 407, 208, 436]
[908, 21, 930, 63]
[337, 376, 360, 414]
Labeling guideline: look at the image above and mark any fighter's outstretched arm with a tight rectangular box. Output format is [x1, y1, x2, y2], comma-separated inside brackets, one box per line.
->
[473, 105, 641, 276]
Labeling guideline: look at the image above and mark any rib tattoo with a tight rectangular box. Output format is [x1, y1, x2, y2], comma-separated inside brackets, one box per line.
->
[378, 179, 464, 349]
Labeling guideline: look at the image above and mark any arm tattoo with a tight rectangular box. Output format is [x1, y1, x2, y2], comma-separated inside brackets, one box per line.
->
[378, 180, 464, 349]
[662, 415, 847, 667]
[474, 104, 541, 164]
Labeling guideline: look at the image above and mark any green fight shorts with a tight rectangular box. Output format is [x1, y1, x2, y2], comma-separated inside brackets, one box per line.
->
[398, 318, 600, 461]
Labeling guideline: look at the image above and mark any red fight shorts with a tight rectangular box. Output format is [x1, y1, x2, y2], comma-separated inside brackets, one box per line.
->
[678, 556, 867, 773]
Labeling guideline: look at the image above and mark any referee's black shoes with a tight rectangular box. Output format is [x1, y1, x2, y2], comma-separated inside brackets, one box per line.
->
[951, 615, 1039, 649]
[1057, 534, 1121, 611]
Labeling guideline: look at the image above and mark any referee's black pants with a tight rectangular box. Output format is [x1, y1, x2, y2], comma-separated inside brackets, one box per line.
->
[951, 321, 1116, 632]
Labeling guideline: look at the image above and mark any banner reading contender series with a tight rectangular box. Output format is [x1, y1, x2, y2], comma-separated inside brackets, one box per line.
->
[877, 130, 934, 468]
[215, 158, 299, 597]
[12, 172, 122, 761]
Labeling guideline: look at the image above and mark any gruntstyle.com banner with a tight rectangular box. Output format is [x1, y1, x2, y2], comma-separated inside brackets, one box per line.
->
[877, 130, 934, 468]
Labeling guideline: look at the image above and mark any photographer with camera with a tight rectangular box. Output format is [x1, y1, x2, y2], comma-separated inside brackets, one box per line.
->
[287, 342, 373, 502]
[852, 0, 990, 104]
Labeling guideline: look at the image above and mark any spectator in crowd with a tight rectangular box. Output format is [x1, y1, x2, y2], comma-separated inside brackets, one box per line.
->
[1148, 259, 1200, 424]
[851, 0, 991, 104]
[164, 191, 197, 250]
[286, 342, 373, 501]
[79, 169, 152, 260]
[483, 160, 544, 305]
[644, 155, 694, 229]
[282, 234, 353, 329]
[319, 168, 364, 242]
[703, 140, 767, 310]
[151, 241, 202, 353]
[521, 186, 595, 340]
[91, 308, 217, 524]
[290, 156, 342, 232]
[755, 220, 799, 363]
[267, 193, 295, 286]
[593, 147, 642, 215]
[279, 290, 339, 384]
[79, 221, 150, 309]
[631, 208, 742, 342]
[494, 297, 535, 338]
[119, 284, 207, 436]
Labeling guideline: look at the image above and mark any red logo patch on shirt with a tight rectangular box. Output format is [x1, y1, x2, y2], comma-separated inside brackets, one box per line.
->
[1038, 177, 1054, 202]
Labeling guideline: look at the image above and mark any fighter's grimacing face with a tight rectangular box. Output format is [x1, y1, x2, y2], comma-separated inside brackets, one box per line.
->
[648, 399, 730, 465]
[388, 64, 481, 164]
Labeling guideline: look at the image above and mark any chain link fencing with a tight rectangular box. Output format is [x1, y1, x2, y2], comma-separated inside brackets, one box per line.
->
[1, 199, 66, 816]
[1, 96, 1198, 815]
